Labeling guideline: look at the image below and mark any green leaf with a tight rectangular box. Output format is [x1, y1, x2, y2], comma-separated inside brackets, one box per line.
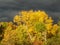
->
[34, 22, 45, 32]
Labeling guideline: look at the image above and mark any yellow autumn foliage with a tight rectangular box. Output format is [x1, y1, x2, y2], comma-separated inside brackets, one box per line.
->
[13, 10, 59, 35]
[13, 15, 21, 23]
[51, 24, 58, 35]
[0, 10, 59, 45]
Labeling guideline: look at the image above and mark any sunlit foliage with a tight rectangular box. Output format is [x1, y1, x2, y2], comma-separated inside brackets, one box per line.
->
[0, 10, 59, 45]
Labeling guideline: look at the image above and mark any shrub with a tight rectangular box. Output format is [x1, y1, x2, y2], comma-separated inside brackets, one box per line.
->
[0, 10, 59, 45]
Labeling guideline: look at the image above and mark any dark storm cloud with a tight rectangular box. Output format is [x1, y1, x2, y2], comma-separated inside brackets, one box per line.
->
[47, 11, 60, 23]
[0, 0, 60, 21]
[0, 9, 19, 21]
[0, 0, 60, 11]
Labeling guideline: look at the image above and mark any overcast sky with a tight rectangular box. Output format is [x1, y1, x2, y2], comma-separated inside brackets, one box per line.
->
[0, 0, 60, 22]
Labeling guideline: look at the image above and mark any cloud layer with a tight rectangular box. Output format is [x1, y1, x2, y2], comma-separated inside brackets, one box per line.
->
[0, 0, 60, 22]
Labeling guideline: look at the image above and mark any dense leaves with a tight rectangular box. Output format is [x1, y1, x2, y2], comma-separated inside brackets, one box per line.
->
[0, 10, 60, 45]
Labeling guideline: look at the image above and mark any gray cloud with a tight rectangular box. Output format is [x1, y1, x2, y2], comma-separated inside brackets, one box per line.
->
[0, 0, 60, 22]
[0, 9, 19, 21]
[47, 11, 60, 23]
